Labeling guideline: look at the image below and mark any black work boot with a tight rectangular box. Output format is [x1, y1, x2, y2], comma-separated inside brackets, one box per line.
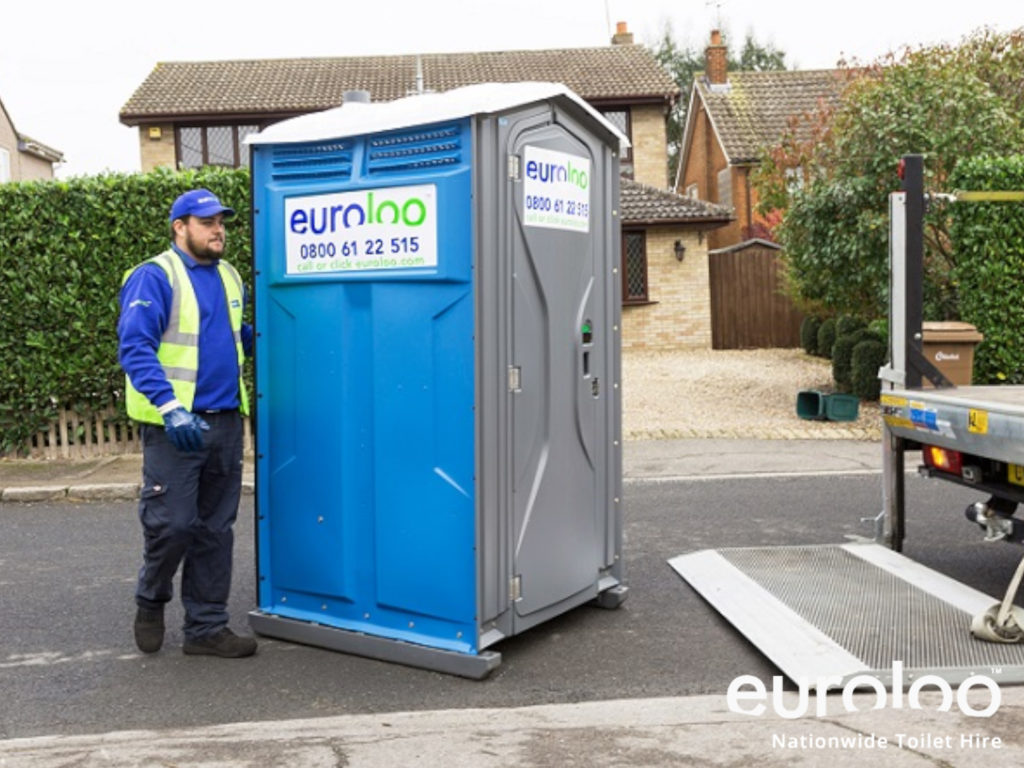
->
[134, 607, 165, 653]
[183, 628, 257, 658]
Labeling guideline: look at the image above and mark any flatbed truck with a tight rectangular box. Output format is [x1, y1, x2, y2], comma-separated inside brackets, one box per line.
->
[670, 155, 1024, 685]
[880, 155, 1024, 556]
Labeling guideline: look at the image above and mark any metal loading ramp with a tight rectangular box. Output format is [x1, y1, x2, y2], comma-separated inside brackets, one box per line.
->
[669, 543, 1024, 687]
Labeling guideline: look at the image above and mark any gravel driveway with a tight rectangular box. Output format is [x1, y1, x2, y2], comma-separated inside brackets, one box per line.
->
[621, 348, 882, 441]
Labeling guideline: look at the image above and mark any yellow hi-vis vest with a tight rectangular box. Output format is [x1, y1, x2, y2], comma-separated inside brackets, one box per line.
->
[123, 249, 249, 425]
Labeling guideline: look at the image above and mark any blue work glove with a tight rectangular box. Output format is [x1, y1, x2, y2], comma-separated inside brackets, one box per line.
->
[161, 407, 210, 452]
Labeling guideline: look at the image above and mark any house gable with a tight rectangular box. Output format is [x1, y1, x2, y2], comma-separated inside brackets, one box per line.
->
[697, 69, 847, 165]
[678, 69, 847, 187]
[676, 66, 848, 248]
[0, 96, 63, 181]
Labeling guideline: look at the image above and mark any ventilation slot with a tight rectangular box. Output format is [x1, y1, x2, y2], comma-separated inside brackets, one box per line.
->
[271, 141, 353, 183]
[367, 125, 462, 176]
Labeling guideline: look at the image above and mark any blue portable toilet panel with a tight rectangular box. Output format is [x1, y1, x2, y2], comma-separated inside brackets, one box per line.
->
[248, 83, 627, 676]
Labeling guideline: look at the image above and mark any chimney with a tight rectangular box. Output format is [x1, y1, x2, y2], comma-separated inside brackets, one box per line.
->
[611, 20, 634, 45]
[706, 29, 728, 85]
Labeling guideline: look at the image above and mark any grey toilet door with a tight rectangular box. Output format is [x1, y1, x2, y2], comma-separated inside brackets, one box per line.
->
[507, 114, 607, 626]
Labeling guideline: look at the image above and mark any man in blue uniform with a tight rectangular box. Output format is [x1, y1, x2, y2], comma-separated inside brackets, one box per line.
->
[118, 188, 256, 658]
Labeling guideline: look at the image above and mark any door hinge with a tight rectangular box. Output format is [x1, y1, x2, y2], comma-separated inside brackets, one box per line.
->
[510, 575, 522, 602]
[508, 154, 521, 181]
[508, 365, 522, 393]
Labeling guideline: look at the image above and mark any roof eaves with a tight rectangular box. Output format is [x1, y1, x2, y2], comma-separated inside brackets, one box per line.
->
[674, 82, 702, 191]
[588, 93, 677, 108]
[622, 215, 732, 228]
[17, 134, 64, 163]
[120, 108, 310, 126]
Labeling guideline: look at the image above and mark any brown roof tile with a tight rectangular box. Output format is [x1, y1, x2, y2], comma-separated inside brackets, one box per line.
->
[695, 69, 849, 163]
[120, 46, 678, 123]
[620, 178, 731, 225]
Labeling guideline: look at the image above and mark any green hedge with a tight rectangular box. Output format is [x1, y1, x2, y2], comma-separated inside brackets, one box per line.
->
[834, 314, 864, 339]
[816, 318, 837, 360]
[833, 328, 883, 391]
[950, 155, 1024, 384]
[799, 316, 822, 355]
[851, 339, 888, 401]
[0, 167, 251, 454]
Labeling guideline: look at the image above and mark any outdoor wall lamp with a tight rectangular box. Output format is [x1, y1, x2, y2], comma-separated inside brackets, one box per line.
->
[674, 239, 686, 262]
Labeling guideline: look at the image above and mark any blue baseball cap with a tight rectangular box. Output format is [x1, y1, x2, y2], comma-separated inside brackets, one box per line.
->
[169, 189, 236, 223]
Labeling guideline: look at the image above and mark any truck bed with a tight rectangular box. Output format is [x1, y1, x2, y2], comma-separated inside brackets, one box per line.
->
[882, 385, 1024, 465]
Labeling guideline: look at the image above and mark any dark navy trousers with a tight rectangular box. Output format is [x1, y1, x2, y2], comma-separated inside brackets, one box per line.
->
[135, 411, 243, 640]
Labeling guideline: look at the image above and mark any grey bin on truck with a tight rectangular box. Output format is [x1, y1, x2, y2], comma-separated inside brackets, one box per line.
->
[246, 82, 628, 678]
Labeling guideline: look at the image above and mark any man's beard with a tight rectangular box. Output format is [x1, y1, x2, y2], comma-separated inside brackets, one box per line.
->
[185, 231, 223, 261]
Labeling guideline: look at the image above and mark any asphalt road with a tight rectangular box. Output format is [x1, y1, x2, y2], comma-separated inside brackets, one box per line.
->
[1, 471, 1020, 740]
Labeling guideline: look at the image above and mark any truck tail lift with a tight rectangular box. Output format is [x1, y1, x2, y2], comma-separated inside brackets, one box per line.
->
[881, 154, 1024, 643]
[670, 154, 1024, 687]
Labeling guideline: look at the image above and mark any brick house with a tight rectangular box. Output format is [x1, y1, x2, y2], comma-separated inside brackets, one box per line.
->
[120, 23, 730, 349]
[674, 30, 845, 251]
[0, 97, 63, 182]
[670, 30, 851, 347]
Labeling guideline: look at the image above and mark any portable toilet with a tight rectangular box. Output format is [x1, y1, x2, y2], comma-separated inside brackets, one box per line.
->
[247, 82, 627, 678]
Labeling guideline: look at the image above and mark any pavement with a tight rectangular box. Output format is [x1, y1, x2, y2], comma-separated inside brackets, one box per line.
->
[9, 436, 1024, 767]
[0, 438, 887, 502]
[0, 452, 250, 502]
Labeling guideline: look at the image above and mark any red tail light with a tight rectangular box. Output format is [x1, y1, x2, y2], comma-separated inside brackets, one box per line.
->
[923, 445, 963, 474]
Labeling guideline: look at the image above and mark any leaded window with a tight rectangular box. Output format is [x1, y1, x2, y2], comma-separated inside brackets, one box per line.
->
[176, 124, 260, 169]
[599, 109, 632, 161]
[622, 230, 648, 304]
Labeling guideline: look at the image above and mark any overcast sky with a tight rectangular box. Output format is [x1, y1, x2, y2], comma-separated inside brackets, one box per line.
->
[3, 0, 1023, 179]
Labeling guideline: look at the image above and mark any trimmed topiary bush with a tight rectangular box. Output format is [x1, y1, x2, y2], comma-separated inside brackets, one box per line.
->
[833, 328, 884, 391]
[800, 316, 822, 355]
[867, 318, 888, 342]
[851, 339, 889, 401]
[816, 318, 837, 359]
[835, 314, 865, 338]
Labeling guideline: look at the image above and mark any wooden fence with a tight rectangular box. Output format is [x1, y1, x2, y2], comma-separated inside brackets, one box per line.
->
[708, 239, 804, 350]
[7, 406, 254, 460]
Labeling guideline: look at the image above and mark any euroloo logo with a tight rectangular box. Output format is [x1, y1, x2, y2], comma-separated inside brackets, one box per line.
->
[522, 145, 591, 233]
[524, 155, 589, 190]
[283, 184, 438, 275]
[288, 189, 428, 235]
[727, 662, 1001, 719]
